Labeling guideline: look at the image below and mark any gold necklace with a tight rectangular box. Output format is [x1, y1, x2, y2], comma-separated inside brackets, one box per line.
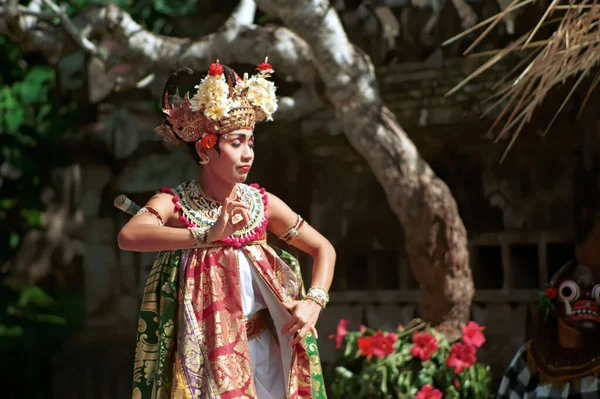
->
[196, 181, 238, 204]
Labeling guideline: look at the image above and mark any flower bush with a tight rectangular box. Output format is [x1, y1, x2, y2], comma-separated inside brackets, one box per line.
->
[329, 319, 492, 398]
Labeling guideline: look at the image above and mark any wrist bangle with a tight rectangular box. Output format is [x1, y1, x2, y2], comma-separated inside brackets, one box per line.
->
[189, 226, 210, 246]
[306, 286, 329, 309]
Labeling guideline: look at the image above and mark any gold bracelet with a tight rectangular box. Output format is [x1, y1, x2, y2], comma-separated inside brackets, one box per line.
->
[306, 286, 329, 309]
[188, 226, 210, 246]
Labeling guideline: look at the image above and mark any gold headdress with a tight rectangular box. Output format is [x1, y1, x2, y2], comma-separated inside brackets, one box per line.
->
[154, 59, 278, 149]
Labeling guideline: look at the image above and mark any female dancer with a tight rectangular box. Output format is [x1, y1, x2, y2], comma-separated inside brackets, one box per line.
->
[118, 61, 335, 399]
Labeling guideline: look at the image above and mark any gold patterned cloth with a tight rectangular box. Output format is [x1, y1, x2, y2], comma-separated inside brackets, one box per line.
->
[131, 182, 327, 399]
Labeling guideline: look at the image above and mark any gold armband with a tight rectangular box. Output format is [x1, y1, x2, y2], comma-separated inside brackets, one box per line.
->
[279, 214, 307, 244]
[135, 206, 164, 226]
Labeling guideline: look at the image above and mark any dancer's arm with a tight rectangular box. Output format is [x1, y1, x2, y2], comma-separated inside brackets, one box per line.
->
[266, 192, 336, 345]
[117, 193, 249, 252]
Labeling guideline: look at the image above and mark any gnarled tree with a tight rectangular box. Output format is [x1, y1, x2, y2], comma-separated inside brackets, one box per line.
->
[0, 0, 473, 336]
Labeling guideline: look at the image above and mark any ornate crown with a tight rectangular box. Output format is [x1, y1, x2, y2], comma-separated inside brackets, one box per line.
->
[154, 59, 278, 149]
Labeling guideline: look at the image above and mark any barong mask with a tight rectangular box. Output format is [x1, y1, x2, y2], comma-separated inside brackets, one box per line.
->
[154, 59, 278, 149]
[541, 260, 600, 331]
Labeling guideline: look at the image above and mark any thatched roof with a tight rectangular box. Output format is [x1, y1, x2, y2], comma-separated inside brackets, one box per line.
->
[445, 0, 600, 162]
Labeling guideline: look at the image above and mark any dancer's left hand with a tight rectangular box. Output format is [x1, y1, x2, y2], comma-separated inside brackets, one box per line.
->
[281, 299, 322, 347]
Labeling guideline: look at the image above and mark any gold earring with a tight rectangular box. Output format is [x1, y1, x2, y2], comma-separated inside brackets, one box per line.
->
[199, 156, 209, 165]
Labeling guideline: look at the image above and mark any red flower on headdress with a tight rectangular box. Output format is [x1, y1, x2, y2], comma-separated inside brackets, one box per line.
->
[447, 342, 476, 374]
[416, 384, 443, 399]
[461, 321, 486, 349]
[411, 331, 438, 361]
[208, 62, 224, 76]
[545, 287, 558, 299]
[199, 133, 218, 149]
[257, 62, 273, 73]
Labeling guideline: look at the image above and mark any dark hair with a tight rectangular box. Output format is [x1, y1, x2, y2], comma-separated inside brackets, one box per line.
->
[185, 137, 221, 162]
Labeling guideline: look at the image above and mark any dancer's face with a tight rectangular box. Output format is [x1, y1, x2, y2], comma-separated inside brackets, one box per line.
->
[200, 129, 255, 184]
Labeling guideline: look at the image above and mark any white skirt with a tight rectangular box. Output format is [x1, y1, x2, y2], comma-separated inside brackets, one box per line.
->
[238, 250, 286, 399]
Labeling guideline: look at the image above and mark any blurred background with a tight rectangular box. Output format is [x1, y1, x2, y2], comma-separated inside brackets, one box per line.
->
[1, 0, 598, 398]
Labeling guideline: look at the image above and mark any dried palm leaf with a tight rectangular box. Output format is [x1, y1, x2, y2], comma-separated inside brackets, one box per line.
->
[445, 0, 600, 162]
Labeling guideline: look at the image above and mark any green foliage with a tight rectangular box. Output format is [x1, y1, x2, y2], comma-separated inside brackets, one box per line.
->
[0, 37, 76, 268]
[329, 320, 493, 399]
[539, 291, 556, 321]
[0, 279, 84, 397]
[62, 0, 205, 35]
[0, 0, 213, 395]
[0, 33, 85, 397]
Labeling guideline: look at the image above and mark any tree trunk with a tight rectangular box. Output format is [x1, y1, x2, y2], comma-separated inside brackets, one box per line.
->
[1, 0, 474, 335]
[258, 0, 473, 335]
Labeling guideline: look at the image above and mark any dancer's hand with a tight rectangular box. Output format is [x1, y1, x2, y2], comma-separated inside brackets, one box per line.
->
[208, 198, 250, 242]
[281, 299, 322, 347]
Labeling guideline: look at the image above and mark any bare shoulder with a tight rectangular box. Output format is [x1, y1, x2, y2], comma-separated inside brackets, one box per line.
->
[145, 192, 180, 226]
[265, 191, 297, 234]
[265, 191, 292, 216]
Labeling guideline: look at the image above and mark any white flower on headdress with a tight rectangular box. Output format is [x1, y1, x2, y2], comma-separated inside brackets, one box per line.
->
[246, 75, 278, 121]
[231, 76, 249, 109]
[190, 73, 232, 121]
[203, 100, 232, 120]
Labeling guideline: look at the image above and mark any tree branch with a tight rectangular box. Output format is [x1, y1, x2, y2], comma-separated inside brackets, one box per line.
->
[41, 0, 103, 59]
[257, 0, 473, 335]
[0, 0, 322, 119]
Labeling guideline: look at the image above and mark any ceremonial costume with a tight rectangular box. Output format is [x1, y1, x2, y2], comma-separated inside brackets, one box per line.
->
[130, 62, 327, 399]
[497, 260, 600, 398]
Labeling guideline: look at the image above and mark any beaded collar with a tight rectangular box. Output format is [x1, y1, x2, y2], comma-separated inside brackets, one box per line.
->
[166, 181, 268, 247]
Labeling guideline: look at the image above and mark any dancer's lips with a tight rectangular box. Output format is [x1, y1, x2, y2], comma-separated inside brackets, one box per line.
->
[238, 165, 251, 172]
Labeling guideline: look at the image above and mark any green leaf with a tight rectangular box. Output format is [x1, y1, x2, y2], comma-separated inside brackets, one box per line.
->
[9, 232, 20, 249]
[4, 107, 25, 133]
[16, 67, 55, 104]
[17, 286, 55, 308]
[36, 104, 53, 123]
[0, 324, 24, 337]
[33, 313, 67, 325]
[258, 14, 276, 25]
[0, 86, 17, 110]
[0, 199, 17, 209]
[20, 209, 42, 228]
[153, 0, 198, 16]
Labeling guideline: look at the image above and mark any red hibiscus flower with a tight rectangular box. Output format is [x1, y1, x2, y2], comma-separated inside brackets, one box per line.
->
[357, 336, 374, 357]
[257, 62, 273, 72]
[411, 331, 439, 361]
[333, 319, 349, 349]
[370, 331, 397, 358]
[199, 133, 218, 149]
[447, 342, 477, 374]
[416, 384, 443, 399]
[545, 287, 558, 299]
[461, 321, 486, 348]
[454, 378, 460, 389]
[208, 62, 224, 76]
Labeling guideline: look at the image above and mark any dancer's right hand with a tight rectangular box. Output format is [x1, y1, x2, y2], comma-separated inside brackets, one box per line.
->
[207, 198, 251, 242]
